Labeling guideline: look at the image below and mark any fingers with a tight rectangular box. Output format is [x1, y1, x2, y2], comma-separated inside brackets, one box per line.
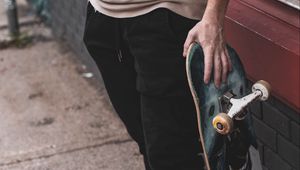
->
[203, 46, 214, 84]
[207, 45, 231, 88]
[225, 47, 233, 71]
[183, 30, 196, 57]
[220, 50, 229, 83]
[214, 50, 222, 88]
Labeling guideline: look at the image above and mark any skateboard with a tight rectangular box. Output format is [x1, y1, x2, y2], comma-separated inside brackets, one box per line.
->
[186, 43, 271, 170]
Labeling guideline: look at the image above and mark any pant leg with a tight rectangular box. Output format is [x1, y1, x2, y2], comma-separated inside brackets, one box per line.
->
[83, 3, 150, 169]
[125, 9, 204, 170]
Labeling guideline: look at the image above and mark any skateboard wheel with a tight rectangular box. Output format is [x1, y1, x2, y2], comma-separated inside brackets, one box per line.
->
[212, 113, 233, 135]
[252, 80, 271, 101]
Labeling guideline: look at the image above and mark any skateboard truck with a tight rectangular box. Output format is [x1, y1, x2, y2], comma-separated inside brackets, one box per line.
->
[213, 80, 271, 135]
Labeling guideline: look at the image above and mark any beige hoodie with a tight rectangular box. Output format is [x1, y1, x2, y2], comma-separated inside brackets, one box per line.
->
[89, 0, 208, 20]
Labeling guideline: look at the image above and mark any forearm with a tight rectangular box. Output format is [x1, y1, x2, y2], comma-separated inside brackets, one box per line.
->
[202, 0, 230, 25]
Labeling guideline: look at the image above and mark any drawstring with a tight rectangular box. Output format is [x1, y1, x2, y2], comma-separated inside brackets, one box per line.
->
[115, 21, 123, 63]
[117, 49, 122, 62]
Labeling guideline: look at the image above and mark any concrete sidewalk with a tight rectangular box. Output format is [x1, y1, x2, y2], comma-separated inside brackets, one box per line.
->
[0, 1, 144, 170]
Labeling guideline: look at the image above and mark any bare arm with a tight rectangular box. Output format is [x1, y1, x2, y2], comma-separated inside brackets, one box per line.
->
[183, 0, 232, 88]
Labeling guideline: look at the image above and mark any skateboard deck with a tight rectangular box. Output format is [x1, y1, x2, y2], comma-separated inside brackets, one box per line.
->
[186, 43, 260, 170]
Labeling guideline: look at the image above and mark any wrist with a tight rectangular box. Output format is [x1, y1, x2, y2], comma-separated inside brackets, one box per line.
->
[202, 0, 229, 25]
[202, 8, 226, 25]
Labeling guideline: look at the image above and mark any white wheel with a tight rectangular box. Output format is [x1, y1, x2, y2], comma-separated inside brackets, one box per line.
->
[252, 80, 271, 101]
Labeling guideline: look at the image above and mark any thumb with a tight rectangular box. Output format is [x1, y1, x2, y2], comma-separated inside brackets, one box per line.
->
[183, 31, 196, 57]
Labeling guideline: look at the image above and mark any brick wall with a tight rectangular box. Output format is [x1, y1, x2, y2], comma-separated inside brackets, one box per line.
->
[44, 1, 300, 170]
[249, 81, 300, 170]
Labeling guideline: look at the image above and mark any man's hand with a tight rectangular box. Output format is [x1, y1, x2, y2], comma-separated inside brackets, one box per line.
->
[183, 0, 232, 88]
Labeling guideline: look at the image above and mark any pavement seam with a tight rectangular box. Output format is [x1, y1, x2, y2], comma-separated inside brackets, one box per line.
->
[0, 137, 133, 167]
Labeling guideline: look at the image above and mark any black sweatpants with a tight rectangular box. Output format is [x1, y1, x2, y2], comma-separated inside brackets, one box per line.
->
[83, 3, 204, 170]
